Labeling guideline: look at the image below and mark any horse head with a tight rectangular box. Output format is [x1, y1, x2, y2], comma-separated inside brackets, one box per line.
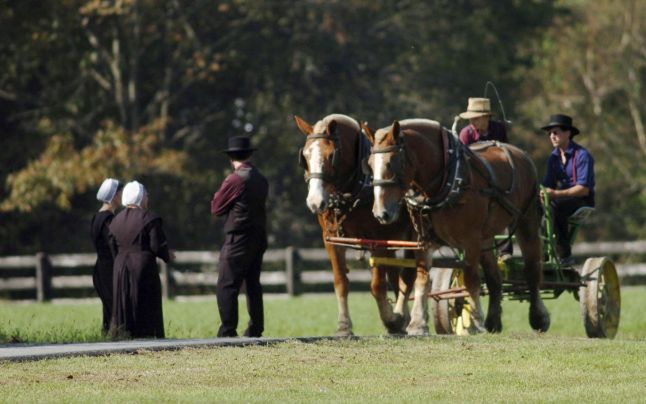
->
[364, 121, 413, 224]
[294, 114, 363, 214]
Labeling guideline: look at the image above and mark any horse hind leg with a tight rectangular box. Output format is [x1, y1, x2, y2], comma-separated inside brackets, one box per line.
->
[480, 249, 503, 333]
[516, 210, 551, 332]
[396, 249, 417, 326]
[461, 248, 487, 334]
[406, 249, 431, 336]
[371, 251, 407, 335]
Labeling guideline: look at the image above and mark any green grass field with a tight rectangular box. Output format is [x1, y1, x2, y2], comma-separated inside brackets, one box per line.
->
[1, 287, 645, 343]
[1, 289, 645, 402]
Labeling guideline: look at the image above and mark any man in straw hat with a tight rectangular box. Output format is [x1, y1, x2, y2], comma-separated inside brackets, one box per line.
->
[458, 97, 508, 145]
[458, 97, 513, 261]
[540, 114, 595, 267]
[211, 136, 268, 338]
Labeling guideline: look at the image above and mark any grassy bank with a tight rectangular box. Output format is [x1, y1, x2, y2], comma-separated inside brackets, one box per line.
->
[2, 336, 646, 402]
[1, 287, 645, 343]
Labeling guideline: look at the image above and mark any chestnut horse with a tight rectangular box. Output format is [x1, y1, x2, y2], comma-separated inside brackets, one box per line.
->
[294, 114, 423, 336]
[364, 119, 550, 333]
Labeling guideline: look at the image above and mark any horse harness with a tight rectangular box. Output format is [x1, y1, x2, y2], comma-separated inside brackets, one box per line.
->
[371, 132, 530, 245]
[298, 126, 373, 236]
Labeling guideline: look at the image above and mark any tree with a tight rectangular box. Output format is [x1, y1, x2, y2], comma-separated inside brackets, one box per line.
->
[518, 0, 646, 240]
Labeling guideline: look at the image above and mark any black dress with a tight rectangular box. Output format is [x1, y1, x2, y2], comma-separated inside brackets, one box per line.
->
[90, 210, 116, 334]
[108, 208, 171, 339]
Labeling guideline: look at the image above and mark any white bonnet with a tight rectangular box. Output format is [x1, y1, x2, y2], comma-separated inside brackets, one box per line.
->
[121, 181, 146, 207]
[96, 178, 119, 203]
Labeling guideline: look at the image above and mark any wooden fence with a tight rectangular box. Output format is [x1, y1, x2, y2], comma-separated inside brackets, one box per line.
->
[1, 241, 645, 302]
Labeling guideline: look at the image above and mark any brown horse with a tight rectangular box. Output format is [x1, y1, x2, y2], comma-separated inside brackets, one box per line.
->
[364, 119, 550, 333]
[294, 114, 422, 336]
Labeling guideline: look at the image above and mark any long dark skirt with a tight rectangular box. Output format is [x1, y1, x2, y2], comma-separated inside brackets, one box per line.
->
[110, 251, 164, 339]
[92, 258, 113, 334]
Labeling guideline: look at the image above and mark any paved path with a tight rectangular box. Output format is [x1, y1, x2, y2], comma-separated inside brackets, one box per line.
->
[0, 336, 352, 362]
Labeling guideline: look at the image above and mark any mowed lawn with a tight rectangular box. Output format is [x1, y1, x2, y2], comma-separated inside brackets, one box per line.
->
[1, 288, 645, 402]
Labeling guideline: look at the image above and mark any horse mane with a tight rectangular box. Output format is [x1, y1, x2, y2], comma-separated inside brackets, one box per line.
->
[399, 118, 441, 129]
[399, 119, 444, 140]
[314, 114, 360, 133]
[375, 118, 442, 144]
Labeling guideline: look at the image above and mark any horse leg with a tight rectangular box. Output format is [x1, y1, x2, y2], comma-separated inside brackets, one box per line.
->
[516, 208, 551, 332]
[386, 264, 413, 331]
[462, 245, 487, 333]
[406, 249, 431, 336]
[480, 246, 503, 333]
[370, 251, 407, 335]
[325, 242, 353, 336]
[395, 251, 416, 327]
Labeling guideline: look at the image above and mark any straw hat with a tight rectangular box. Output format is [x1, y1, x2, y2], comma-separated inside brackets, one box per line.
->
[459, 98, 492, 119]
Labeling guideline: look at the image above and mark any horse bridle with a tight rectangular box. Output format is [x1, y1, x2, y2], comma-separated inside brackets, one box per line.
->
[298, 132, 341, 184]
[367, 138, 409, 189]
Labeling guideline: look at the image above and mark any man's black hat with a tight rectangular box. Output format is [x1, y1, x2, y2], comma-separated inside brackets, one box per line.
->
[540, 114, 580, 136]
[222, 136, 256, 153]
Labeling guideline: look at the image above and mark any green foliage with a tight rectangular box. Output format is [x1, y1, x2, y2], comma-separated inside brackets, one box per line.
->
[518, 0, 646, 241]
[1, 120, 186, 212]
[8, 0, 643, 254]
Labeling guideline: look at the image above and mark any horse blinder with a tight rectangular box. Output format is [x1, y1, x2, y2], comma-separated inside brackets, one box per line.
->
[370, 142, 407, 188]
[298, 147, 308, 170]
[361, 157, 372, 176]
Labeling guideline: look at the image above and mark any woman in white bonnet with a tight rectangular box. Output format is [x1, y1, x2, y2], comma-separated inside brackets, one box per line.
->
[108, 180, 174, 339]
[90, 178, 121, 335]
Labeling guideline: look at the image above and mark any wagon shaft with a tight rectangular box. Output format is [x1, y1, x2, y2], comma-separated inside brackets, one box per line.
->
[325, 236, 424, 250]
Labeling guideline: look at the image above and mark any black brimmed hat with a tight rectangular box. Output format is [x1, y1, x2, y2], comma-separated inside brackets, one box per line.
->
[540, 114, 580, 136]
[221, 136, 256, 153]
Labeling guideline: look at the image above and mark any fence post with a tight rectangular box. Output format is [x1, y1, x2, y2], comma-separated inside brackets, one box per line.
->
[159, 260, 175, 300]
[285, 246, 300, 296]
[35, 252, 53, 302]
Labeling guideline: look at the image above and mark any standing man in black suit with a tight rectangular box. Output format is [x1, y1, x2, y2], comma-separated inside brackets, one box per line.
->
[211, 136, 269, 338]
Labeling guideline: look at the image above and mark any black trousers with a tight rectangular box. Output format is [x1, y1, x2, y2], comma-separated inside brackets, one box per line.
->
[216, 230, 267, 337]
[549, 197, 592, 258]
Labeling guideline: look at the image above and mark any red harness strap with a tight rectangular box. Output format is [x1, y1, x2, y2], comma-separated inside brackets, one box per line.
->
[571, 149, 577, 184]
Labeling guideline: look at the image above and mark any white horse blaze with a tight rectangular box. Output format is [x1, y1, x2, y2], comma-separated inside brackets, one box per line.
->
[372, 153, 387, 214]
[305, 140, 328, 212]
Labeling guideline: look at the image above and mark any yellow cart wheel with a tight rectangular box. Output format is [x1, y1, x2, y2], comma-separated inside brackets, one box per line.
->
[430, 268, 471, 335]
[579, 257, 621, 339]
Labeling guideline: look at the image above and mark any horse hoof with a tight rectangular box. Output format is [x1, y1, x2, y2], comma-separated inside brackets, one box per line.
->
[406, 324, 429, 336]
[384, 314, 407, 335]
[335, 322, 354, 337]
[485, 317, 503, 333]
[529, 305, 551, 333]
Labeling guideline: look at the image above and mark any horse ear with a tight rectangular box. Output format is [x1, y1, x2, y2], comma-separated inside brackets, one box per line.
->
[327, 119, 338, 135]
[294, 115, 313, 135]
[361, 122, 375, 145]
[391, 120, 401, 142]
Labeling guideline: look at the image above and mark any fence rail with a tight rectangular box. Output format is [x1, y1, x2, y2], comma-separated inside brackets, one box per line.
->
[0, 242, 645, 301]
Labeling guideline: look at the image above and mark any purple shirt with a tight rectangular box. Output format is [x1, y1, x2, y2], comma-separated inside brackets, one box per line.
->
[459, 120, 508, 145]
[542, 141, 595, 202]
[211, 163, 247, 216]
